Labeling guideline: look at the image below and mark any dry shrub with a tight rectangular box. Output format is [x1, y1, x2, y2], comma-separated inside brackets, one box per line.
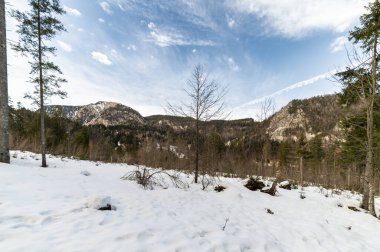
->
[121, 165, 188, 190]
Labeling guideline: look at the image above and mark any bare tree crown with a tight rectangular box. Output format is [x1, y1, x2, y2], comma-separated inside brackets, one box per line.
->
[167, 64, 227, 121]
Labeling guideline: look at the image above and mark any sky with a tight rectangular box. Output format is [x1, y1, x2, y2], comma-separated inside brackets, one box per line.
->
[6, 0, 369, 119]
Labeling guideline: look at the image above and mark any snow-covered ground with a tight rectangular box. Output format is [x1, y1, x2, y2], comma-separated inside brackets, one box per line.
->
[1, 151, 380, 252]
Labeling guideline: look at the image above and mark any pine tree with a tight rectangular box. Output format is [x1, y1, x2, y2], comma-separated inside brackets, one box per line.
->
[11, 0, 67, 167]
[0, 0, 9, 164]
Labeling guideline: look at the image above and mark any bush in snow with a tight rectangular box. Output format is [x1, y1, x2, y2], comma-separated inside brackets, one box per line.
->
[121, 165, 188, 190]
[201, 174, 216, 190]
[244, 177, 265, 191]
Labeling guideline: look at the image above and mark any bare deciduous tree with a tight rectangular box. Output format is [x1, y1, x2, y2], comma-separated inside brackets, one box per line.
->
[256, 97, 276, 121]
[167, 64, 227, 183]
[0, 0, 9, 164]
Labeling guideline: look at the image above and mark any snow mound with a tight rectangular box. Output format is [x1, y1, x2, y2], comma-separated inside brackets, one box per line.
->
[85, 196, 116, 210]
[80, 170, 91, 176]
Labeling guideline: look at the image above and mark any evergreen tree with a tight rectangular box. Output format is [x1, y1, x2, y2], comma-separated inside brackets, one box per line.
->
[309, 135, 324, 184]
[335, 0, 380, 215]
[0, 0, 9, 164]
[11, 0, 67, 167]
[296, 134, 309, 185]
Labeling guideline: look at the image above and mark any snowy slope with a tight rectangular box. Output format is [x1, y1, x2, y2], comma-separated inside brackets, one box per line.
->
[1, 151, 380, 252]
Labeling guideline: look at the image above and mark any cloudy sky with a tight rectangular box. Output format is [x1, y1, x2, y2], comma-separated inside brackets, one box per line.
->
[7, 0, 368, 119]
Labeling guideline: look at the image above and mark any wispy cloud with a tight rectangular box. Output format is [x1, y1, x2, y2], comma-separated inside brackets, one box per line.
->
[100, 1, 112, 15]
[57, 40, 72, 52]
[330, 36, 349, 53]
[227, 57, 239, 72]
[235, 70, 338, 110]
[91, 51, 113, 65]
[147, 22, 215, 47]
[64, 6, 81, 17]
[228, 0, 365, 38]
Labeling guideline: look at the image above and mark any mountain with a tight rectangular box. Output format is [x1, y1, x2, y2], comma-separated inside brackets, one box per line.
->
[46, 95, 346, 142]
[46, 101, 145, 127]
[267, 95, 345, 142]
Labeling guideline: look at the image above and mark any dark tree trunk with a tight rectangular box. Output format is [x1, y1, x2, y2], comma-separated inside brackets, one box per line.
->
[37, 0, 47, 167]
[0, 0, 9, 164]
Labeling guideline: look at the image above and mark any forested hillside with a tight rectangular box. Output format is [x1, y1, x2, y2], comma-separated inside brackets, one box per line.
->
[8, 94, 380, 194]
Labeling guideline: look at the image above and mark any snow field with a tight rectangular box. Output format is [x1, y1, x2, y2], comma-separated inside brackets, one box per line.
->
[0, 151, 380, 252]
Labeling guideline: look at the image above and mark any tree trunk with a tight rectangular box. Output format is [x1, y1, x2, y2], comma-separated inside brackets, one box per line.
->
[0, 0, 9, 164]
[195, 119, 199, 183]
[37, 0, 47, 167]
[347, 164, 352, 190]
[362, 38, 377, 216]
[299, 156, 303, 186]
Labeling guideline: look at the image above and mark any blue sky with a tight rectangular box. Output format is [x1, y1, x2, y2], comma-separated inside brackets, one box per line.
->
[7, 0, 367, 119]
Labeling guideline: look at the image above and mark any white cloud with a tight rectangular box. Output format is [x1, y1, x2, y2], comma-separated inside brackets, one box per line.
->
[127, 44, 137, 51]
[57, 40, 72, 52]
[100, 1, 112, 15]
[192, 49, 197, 53]
[227, 57, 239, 72]
[64, 6, 81, 17]
[148, 22, 156, 30]
[228, 0, 365, 38]
[98, 18, 105, 23]
[227, 16, 236, 28]
[330, 36, 349, 53]
[147, 22, 215, 47]
[91, 52, 113, 65]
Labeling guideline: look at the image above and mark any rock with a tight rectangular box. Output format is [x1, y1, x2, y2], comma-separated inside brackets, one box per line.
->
[261, 182, 278, 196]
[279, 181, 291, 190]
[348, 206, 360, 212]
[85, 196, 116, 210]
[214, 185, 226, 192]
[98, 204, 112, 211]
[245, 177, 265, 191]
[266, 208, 274, 214]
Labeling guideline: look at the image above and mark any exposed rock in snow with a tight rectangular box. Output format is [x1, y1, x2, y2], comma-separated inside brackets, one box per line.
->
[85, 196, 116, 210]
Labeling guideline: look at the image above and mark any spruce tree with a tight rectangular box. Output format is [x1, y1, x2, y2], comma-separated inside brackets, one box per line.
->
[11, 0, 67, 167]
[336, 0, 380, 215]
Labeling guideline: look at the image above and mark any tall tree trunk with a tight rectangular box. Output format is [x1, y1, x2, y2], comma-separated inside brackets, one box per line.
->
[37, 0, 47, 167]
[195, 118, 199, 183]
[0, 0, 9, 164]
[363, 38, 377, 216]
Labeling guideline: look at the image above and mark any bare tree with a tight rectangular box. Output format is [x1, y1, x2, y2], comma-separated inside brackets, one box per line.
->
[0, 0, 9, 164]
[256, 97, 276, 121]
[167, 64, 227, 183]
